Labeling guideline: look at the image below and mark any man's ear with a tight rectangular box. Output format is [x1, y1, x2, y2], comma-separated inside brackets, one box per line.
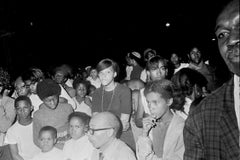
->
[107, 128, 114, 137]
[167, 98, 173, 107]
[114, 72, 117, 78]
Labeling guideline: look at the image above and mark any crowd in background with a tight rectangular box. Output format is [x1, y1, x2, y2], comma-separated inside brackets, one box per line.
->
[0, 0, 239, 159]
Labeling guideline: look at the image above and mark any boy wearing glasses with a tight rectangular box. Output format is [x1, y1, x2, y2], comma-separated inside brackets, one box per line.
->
[88, 112, 136, 160]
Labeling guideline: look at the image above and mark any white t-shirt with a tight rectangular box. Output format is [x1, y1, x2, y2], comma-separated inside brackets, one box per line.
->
[63, 135, 95, 160]
[5, 121, 40, 160]
[73, 97, 92, 116]
[31, 147, 64, 160]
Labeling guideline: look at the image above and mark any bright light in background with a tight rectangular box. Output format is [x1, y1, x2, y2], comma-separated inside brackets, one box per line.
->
[212, 38, 216, 41]
[165, 22, 170, 27]
[30, 22, 33, 26]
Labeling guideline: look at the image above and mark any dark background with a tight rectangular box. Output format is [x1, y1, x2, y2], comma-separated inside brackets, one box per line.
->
[0, 0, 231, 81]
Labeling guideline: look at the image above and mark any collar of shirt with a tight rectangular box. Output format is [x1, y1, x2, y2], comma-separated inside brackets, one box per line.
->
[233, 74, 240, 132]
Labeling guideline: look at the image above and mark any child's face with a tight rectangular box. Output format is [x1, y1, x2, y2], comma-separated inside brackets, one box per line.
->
[98, 66, 116, 86]
[42, 95, 59, 110]
[38, 131, 56, 153]
[146, 92, 171, 119]
[15, 100, 32, 120]
[76, 84, 87, 98]
[69, 117, 86, 140]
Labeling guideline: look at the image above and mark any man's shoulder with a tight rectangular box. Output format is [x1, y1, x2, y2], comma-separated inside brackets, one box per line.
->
[116, 83, 131, 92]
[190, 79, 233, 116]
[114, 139, 136, 158]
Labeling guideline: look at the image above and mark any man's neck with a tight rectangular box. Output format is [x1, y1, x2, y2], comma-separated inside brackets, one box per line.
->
[18, 117, 32, 126]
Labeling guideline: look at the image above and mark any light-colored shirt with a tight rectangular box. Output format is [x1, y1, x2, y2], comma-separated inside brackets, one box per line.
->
[0, 96, 15, 146]
[87, 77, 102, 89]
[63, 135, 95, 160]
[91, 138, 136, 160]
[5, 122, 40, 160]
[234, 74, 240, 146]
[60, 84, 76, 109]
[73, 97, 92, 116]
[31, 147, 64, 160]
[29, 94, 43, 114]
[125, 66, 133, 80]
[175, 97, 192, 120]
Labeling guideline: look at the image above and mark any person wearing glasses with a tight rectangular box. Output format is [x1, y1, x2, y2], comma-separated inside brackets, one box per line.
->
[11, 76, 31, 99]
[88, 112, 136, 160]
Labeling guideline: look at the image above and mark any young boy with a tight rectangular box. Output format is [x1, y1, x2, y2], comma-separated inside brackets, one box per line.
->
[63, 112, 94, 160]
[31, 126, 64, 160]
[4, 96, 40, 160]
[136, 79, 185, 160]
[33, 79, 73, 150]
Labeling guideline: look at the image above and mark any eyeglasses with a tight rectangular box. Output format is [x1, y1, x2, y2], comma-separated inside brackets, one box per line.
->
[87, 127, 114, 135]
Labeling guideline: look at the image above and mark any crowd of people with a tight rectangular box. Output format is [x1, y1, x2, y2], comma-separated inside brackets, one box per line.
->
[0, 0, 239, 159]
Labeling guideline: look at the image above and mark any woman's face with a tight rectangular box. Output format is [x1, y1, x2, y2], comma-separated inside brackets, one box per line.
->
[98, 66, 116, 86]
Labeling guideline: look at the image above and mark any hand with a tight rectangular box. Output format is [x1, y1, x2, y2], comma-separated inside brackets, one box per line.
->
[142, 115, 156, 137]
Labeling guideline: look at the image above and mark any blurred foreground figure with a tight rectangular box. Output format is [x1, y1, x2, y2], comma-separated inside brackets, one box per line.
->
[183, 0, 240, 159]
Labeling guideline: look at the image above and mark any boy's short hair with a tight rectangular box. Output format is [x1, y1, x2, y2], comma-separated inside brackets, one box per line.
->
[39, 126, 57, 139]
[14, 95, 32, 108]
[68, 112, 91, 126]
[36, 79, 61, 100]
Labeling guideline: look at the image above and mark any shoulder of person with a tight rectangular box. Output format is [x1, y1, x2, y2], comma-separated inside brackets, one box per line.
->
[189, 78, 233, 119]
[117, 83, 131, 92]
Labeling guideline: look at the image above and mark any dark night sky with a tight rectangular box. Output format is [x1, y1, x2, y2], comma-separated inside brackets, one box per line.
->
[0, 0, 231, 79]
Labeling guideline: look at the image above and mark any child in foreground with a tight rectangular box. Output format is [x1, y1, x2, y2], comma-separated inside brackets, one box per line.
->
[31, 126, 64, 160]
[63, 111, 94, 160]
